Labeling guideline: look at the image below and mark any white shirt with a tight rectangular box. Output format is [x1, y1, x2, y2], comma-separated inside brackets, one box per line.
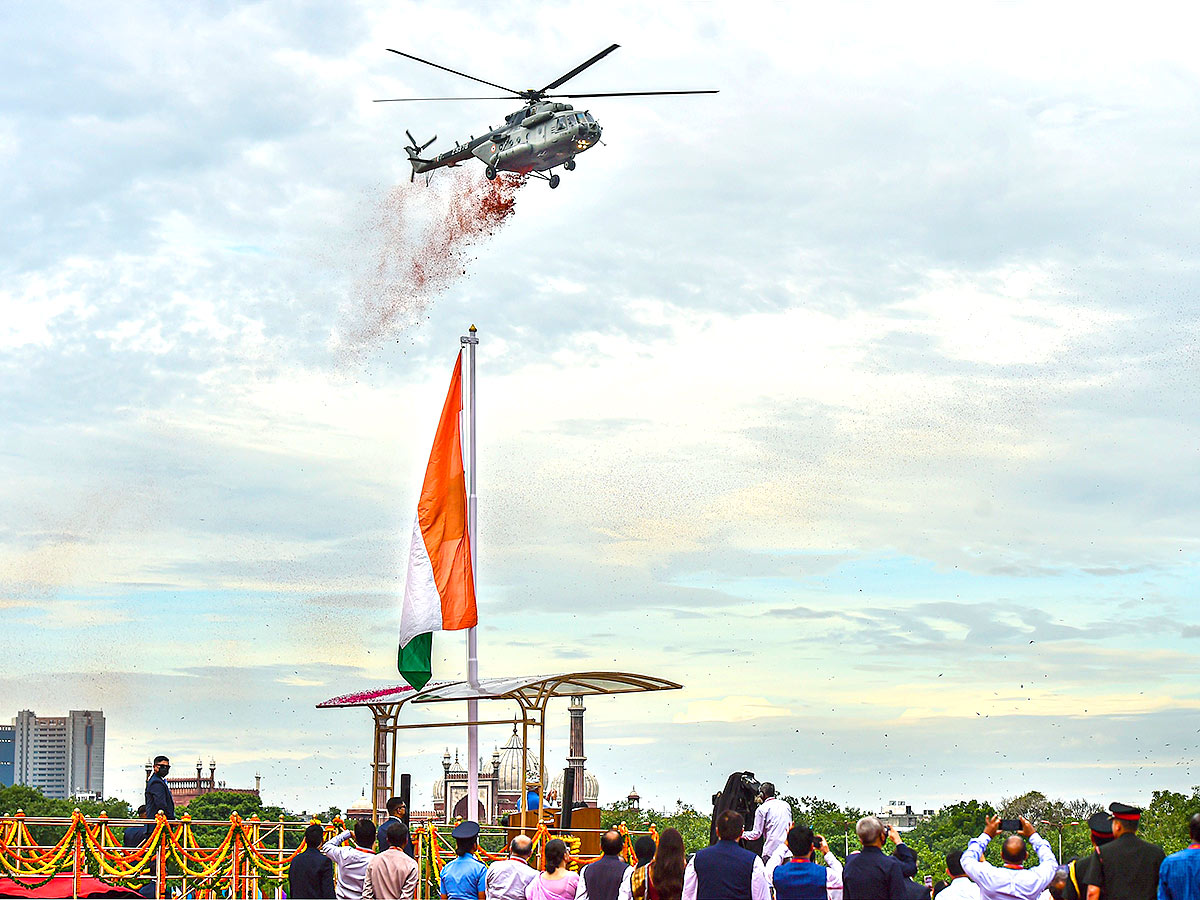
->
[743, 798, 792, 859]
[765, 849, 844, 900]
[936, 876, 982, 900]
[321, 830, 376, 900]
[682, 850, 770, 900]
[613, 867, 638, 900]
[960, 833, 1057, 900]
[487, 857, 537, 900]
[574, 861, 631, 900]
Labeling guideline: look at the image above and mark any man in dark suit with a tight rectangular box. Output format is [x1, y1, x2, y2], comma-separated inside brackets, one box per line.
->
[1088, 803, 1164, 900]
[289, 823, 335, 899]
[375, 797, 407, 854]
[682, 810, 769, 900]
[144, 756, 175, 821]
[842, 816, 922, 899]
[123, 806, 149, 848]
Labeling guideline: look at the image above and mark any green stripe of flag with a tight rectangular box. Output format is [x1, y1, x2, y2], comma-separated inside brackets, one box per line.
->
[398, 632, 433, 691]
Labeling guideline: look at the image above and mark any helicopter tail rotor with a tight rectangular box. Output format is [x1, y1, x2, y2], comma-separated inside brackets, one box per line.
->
[403, 131, 438, 182]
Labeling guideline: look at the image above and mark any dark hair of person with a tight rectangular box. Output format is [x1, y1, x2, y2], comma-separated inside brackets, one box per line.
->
[600, 829, 624, 856]
[1120, 818, 1140, 833]
[456, 836, 477, 855]
[1001, 836, 1028, 865]
[651, 828, 686, 900]
[786, 824, 815, 858]
[386, 796, 404, 816]
[353, 819, 376, 847]
[153, 755, 169, 766]
[716, 810, 744, 841]
[386, 821, 409, 849]
[304, 824, 325, 848]
[136, 805, 146, 817]
[1190, 812, 1200, 844]
[761, 782, 776, 798]
[544, 838, 568, 873]
[634, 835, 656, 866]
[945, 849, 966, 878]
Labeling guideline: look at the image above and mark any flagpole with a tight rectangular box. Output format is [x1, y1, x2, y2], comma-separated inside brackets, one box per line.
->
[462, 324, 480, 819]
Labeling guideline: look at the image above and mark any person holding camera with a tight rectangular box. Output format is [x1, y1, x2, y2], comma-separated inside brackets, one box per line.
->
[842, 817, 919, 899]
[959, 815, 1058, 900]
[765, 824, 844, 899]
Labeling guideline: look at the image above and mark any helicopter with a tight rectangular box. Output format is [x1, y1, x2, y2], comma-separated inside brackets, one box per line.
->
[375, 44, 716, 188]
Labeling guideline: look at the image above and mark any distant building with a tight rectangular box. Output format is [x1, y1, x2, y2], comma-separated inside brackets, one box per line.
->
[13, 710, 105, 800]
[432, 702, 600, 824]
[877, 800, 933, 832]
[0, 725, 14, 788]
[147, 758, 261, 808]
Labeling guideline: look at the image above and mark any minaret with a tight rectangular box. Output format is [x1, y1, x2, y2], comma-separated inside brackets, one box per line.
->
[567, 695, 586, 802]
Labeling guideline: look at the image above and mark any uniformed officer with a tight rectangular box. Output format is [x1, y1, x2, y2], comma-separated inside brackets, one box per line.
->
[1064, 812, 1113, 900]
[438, 821, 487, 900]
[1088, 802, 1165, 900]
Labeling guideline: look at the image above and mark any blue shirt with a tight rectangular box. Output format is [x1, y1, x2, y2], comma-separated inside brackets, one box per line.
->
[439, 852, 487, 900]
[1159, 846, 1200, 900]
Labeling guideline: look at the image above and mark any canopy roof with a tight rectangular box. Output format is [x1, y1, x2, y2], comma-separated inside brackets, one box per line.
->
[316, 672, 680, 710]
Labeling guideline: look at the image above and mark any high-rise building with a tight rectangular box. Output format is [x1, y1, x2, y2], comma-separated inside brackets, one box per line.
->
[0, 725, 14, 788]
[12, 710, 105, 800]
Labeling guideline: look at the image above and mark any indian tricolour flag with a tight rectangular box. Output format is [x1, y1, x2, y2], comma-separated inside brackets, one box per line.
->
[397, 355, 477, 690]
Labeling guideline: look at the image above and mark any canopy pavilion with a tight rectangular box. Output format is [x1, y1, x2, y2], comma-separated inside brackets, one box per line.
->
[317, 671, 681, 827]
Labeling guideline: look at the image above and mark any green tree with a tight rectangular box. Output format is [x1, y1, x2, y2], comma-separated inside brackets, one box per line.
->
[781, 795, 870, 861]
[601, 800, 712, 853]
[1141, 787, 1200, 854]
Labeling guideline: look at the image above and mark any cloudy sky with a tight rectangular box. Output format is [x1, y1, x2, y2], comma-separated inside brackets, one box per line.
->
[3, 0, 1199, 817]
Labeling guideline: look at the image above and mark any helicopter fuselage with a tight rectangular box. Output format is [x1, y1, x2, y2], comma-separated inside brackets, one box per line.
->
[407, 101, 601, 180]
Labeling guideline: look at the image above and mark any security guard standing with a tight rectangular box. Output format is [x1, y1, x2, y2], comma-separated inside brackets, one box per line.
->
[1089, 802, 1165, 900]
[438, 821, 487, 900]
[1064, 812, 1113, 900]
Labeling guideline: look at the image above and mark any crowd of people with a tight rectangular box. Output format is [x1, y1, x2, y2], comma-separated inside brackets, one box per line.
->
[134, 756, 1200, 900]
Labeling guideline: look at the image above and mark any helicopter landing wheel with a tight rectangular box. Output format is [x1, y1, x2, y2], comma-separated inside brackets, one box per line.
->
[564, 159, 576, 171]
[485, 166, 497, 181]
[549, 174, 561, 189]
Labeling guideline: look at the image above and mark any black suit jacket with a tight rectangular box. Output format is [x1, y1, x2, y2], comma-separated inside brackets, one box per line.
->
[376, 816, 401, 853]
[144, 774, 175, 821]
[843, 844, 920, 900]
[288, 848, 335, 899]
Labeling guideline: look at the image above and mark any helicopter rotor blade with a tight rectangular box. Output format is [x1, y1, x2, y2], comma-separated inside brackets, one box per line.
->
[537, 43, 620, 94]
[385, 49, 524, 97]
[374, 96, 521, 102]
[547, 89, 719, 98]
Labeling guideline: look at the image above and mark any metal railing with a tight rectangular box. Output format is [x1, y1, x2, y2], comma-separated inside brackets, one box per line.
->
[0, 811, 655, 900]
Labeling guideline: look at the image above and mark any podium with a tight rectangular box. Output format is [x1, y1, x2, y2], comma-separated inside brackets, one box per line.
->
[506, 807, 602, 859]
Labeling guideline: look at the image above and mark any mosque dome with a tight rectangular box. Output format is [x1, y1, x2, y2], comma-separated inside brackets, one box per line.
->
[346, 792, 373, 818]
[549, 769, 600, 804]
[495, 724, 540, 792]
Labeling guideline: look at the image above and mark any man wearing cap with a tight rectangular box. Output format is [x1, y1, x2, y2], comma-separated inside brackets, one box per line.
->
[439, 821, 487, 900]
[1157, 812, 1200, 900]
[1063, 813, 1114, 900]
[744, 782, 792, 861]
[1087, 803, 1164, 900]
[960, 815, 1058, 900]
